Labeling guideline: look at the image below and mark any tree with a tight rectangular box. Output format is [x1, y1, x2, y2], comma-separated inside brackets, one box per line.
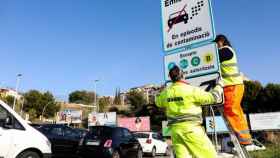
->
[68, 90, 96, 105]
[1, 95, 16, 108]
[242, 81, 263, 113]
[113, 88, 121, 105]
[0, 95, 23, 112]
[256, 83, 280, 113]
[109, 106, 119, 113]
[98, 96, 111, 112]
[136, 104, 166, 131]
[23, 90, 60, 120]
[126, 90, 147, 111]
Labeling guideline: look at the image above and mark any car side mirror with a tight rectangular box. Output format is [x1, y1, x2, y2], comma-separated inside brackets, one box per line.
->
[5, 116, 12, 126]
[0, 116, 12, 128]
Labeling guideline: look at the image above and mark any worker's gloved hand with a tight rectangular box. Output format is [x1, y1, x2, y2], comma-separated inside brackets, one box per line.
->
[210, 79, 224, 103]
[215, 78, 224, 88]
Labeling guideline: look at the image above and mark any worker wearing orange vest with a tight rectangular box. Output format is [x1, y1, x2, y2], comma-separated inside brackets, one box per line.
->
[214, 34, 252, 145]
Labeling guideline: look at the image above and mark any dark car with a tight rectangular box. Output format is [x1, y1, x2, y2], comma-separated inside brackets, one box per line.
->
[74, 128, 88, 138]
[31, 124, 82, 157]
[168, 10, 189, 28]
[77, 126, 143, 158]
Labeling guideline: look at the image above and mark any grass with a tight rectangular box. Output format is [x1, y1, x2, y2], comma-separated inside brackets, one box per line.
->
[250, 144, 280, 158]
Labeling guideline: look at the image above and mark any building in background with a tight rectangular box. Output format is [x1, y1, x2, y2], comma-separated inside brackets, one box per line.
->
[0, 88, 23, 100]
[130, 84, 162, 104]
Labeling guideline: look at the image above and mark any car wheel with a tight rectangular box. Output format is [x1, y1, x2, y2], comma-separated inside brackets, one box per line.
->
[151, 147, 156, 157]
[165, 146, 171, 156]
[136, 148, 143, 158]
[112, 150, 120, 158]
[16, 151, 40, 158]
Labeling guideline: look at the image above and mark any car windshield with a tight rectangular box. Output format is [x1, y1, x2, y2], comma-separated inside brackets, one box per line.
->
[133, 133, 149, 138]
[169, 10, 186, 19]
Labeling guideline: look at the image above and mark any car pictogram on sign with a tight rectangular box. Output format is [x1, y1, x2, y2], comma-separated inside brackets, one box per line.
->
[167, 8, 189, 29]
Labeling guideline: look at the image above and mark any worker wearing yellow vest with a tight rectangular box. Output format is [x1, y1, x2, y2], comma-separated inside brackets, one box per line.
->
[156, 65, 223, 158]
[214, 34, 252, 145]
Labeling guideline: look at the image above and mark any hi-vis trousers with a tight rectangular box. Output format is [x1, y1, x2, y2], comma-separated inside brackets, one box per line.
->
[224, 84, 252, 145]
[171, 124, 217, 158]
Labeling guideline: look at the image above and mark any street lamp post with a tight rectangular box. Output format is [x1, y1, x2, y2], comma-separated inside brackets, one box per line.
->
[94, 80, 99, 112]
[13, 74, 22, 110]
[41, 102, 53, 121]
[20, 98, 25, 117]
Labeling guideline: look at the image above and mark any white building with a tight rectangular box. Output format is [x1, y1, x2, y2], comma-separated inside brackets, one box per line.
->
[0, 88, 22, 100]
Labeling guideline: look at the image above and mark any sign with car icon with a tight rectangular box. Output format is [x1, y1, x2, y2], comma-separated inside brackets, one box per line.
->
[167, 5, 189, 31]
[161, 0, 215, 53]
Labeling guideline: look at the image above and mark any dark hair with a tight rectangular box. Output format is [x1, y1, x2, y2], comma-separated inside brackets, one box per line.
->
[214, 34, 232, 47]
[135, 117, 141, 123]
[169, 65, 183, 82]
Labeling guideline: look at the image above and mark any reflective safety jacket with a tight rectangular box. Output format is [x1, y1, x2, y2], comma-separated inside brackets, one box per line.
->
[220, 46, 243, 86]
[156, 81, 223, 127]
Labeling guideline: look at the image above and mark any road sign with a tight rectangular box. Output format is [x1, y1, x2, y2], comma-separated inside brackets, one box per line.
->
[161, 0, 215, 52]
[206, 116, 229, 133]
[164, 43, 219, 81]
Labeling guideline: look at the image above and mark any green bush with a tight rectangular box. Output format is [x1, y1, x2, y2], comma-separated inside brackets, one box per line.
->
[250, 144, 280, 158]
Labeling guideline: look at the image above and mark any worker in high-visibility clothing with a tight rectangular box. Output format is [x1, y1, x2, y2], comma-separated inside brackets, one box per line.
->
[214, 34, 252, 145]
[156, 65, 223, 158]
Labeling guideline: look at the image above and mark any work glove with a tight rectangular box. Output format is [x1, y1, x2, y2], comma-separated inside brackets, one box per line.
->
[215, 78, 224, 88]
[210, 79, 224, 103]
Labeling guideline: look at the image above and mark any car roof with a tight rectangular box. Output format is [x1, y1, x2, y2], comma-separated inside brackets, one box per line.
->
[31, 123, 69, 128]
[90, 126, 126, 130]
[134, 131, 156, 134]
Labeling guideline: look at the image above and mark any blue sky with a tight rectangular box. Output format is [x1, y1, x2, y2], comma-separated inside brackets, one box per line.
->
[0, 0, 279, 100]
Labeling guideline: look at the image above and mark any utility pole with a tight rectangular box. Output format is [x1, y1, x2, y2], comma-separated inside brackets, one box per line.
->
[13, 74, 22, 110]
[94, 80, 99, 112]
[41, 102, 53, 121]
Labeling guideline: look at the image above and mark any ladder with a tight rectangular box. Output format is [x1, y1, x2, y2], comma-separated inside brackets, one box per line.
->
[216, 105, 251, 158]
[200, 79, 251, 158]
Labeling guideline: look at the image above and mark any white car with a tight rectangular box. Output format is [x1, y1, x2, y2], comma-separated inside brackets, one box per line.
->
[0, 100, 52, 158]
[133, 132, 170, 157]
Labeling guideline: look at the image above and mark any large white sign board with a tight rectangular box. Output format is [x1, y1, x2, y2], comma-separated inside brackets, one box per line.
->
[161, 0, 215, 52]
[249, 112, 280, 130]
[88, 112, 117, 126]
[164, 43, 219, 81]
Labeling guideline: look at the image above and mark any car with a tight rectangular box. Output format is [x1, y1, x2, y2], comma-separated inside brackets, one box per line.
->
[0, 100, 52, 158]
[77, 126, 143, 158]
[133, 132, 170, 157]
[168, 9, 189, 29]
[31, 124, 82, 157]
[73, 128, 88, 138]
